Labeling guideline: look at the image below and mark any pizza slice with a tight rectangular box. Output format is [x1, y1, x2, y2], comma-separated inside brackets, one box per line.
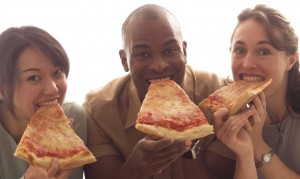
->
[199, 79, 272, 116]
[14, 104, 96, 170]
[135, 80, 213, 140]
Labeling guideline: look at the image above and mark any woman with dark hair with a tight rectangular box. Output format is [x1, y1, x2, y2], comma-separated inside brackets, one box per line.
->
[213, 4, 300, 178]
[0, 26, 86, 179]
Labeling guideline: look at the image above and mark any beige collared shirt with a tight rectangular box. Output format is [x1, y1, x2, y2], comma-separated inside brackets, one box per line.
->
[84, 65, 228, 179]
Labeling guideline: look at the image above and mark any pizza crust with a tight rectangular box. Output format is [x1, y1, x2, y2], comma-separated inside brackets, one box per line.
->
[14, 147, 53, 169]
[199, 79, 272, 116]
[136, 123, 214, 140]
[136, 80, 214, 140]
[15, 147, 96, 169]
[14, 104, 96, 169]
[59, 150, 98, 170]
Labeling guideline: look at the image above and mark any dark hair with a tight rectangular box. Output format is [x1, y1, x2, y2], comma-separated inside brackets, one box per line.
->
[0, 26, 69, 115]
[231, 4, 300, 113]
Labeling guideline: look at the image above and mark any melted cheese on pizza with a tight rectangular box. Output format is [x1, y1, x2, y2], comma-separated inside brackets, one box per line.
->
[137, 80, 208, 132]
[20, 104, 88, 158]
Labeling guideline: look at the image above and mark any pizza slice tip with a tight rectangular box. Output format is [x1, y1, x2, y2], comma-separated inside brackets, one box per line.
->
[14, 104, 96, 170]
[136, 80, 213, 140]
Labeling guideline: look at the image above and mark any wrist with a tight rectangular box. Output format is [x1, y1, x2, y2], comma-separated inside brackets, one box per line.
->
[255, 148, 274, 168]
[253, 143, 270, 162]
[181, 139, 201, 159]
[235, 148, 254, 161]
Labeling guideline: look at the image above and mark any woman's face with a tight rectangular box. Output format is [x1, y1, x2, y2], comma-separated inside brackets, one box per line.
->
[231, 19, 293, 98]
[13, 47, 67, 120]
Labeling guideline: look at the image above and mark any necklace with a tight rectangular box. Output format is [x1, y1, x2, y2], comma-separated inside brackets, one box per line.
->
[274, 108, 288, 144]
[275, 121, 284, 144]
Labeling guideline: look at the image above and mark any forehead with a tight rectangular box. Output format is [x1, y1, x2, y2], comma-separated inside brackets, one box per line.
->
[16, 47, 53, 70]
[233, 19, 268, 42]
[125, 13, 182, 48]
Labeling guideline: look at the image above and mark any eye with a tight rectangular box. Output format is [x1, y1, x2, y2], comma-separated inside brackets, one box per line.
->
[164, 48, 177, 56]
[27, 75, 40, 81]
[54, 68, 65, 78]
[233, 47, 245, 55]
[133, 51, 150, 60]
[258, 48, 271, 56]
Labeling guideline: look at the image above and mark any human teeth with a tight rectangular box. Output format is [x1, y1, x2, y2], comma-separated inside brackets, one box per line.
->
[243, 76, 264, 81]
[149, 76, 171, 83]
[38, 99, 58, 106]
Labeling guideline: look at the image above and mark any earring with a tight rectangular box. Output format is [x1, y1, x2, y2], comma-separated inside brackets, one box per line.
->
[124, 65, 129, 72]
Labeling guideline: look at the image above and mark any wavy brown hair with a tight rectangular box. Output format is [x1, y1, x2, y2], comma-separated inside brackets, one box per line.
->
[231, 4, 300, 113]
[0, 26, 69, 115]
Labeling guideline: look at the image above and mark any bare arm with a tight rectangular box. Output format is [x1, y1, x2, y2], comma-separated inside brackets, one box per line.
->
[213, 108, 257, 179]
[250, 94, 300, 178]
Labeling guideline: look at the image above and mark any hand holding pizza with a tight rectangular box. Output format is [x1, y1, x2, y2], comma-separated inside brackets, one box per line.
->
[14, 104, 96, 170]
[24, 159, 71, 179]
[122, 135, 191, 177]
[246, 93, 267, 146]
[213, 108, 253, 157]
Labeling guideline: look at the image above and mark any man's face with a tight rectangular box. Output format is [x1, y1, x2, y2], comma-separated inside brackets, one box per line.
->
[120, 14, 187, 100]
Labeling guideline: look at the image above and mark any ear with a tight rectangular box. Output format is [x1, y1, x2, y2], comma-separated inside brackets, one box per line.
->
[286, 51, 299, 71]
[182, 41, 187, 64]
[119, 49, 129, 72]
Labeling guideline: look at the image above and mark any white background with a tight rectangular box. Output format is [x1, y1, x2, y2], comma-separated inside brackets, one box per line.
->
[1, 0, 299, 105]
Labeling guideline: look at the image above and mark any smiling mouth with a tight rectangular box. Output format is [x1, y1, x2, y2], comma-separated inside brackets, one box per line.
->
[148, 76, 172, 84]
[242, 75, 265, 81]
[37, 99, 59, 108]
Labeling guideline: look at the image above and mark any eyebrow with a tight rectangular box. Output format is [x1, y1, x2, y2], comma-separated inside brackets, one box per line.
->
[163, 39, 179, 46]
[257, 40, 271, 45]
[132, 44, 149, 50]
[21, 68, 40, 73]
[234, 40, 271, 46]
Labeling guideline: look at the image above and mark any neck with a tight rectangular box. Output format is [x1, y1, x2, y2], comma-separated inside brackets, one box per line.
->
[266, 99, 289, 124]
[265, 82, 289, 124]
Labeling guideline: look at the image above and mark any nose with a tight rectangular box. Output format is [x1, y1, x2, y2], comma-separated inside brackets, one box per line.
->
[43, 79, 59, 95]
[242, 53, 257, 69]
[149, 57, 169, 73]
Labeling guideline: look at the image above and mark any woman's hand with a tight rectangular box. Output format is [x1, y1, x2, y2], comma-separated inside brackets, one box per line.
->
[213, 108, 253, 157]
[24, 159, 71, 179]
[247, 93, 267, 147]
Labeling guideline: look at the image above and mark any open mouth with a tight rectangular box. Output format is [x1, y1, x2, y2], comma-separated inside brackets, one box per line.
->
[241, 75, 265, 81]
[148, 75, 172, 84]
[37, 99, 59, 108]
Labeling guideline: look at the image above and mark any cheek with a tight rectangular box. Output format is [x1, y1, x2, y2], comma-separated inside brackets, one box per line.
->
[129, 62, 145, 75]
[14, 84, 39, 103]
[58, 78, 68, 94]
[231, 60, 240, 76]
[231, 59, 243, 80]
[13, 87, 38, 116]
